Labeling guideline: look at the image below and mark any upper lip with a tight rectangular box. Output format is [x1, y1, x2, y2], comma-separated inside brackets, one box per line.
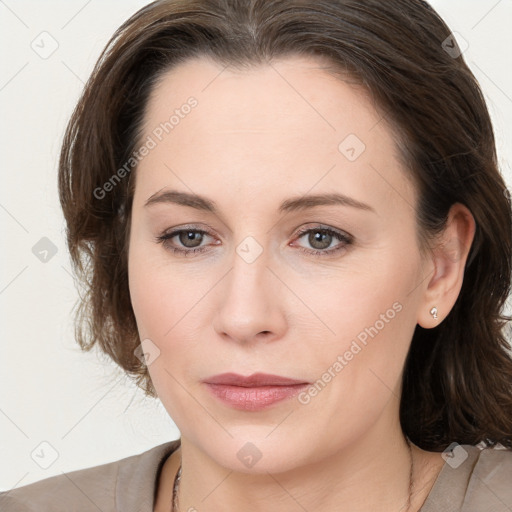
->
[203, 372, 309, 387]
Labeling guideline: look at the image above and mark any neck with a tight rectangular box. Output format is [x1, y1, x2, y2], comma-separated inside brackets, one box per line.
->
[170, 418, 433, 512]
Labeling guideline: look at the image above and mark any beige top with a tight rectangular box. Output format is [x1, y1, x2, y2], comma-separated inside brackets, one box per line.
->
[1, 440, 511, 511]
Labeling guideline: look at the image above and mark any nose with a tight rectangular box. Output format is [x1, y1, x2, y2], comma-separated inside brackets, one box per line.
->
[212, 244, 288, 345]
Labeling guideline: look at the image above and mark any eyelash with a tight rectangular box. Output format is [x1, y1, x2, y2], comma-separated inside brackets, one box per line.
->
[155, 225, 353, 258]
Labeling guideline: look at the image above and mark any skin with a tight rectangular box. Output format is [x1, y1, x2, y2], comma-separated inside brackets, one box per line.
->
[127, 55, 475, 512]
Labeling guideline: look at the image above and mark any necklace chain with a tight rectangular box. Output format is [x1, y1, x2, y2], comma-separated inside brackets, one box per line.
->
[171, 438, 414, 512]
[171, 464, 181, 512]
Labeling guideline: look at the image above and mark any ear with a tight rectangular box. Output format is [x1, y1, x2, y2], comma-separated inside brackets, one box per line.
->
[417, 203, 476, 328]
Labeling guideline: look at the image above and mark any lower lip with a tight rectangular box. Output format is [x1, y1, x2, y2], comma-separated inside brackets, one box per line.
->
[204, 383, 309, 411]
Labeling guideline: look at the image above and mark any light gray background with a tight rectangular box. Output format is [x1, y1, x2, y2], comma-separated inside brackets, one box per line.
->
[1, 0, 511, 491]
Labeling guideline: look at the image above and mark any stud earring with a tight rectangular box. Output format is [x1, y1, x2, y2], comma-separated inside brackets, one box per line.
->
[430, 306, 438, 320]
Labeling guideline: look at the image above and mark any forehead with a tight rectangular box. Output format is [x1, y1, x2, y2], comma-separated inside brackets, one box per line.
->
[142, 54, 383, 139]
[134, 54, 413, 213]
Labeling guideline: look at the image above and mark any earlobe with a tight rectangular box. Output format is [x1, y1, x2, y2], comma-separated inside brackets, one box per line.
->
[418, 304, 440, 327]
[417, 203, 476, 329]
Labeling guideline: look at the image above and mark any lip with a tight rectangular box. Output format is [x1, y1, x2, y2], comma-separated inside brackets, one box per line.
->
[204, 372, 308, 387]
[203, 372, 310, 411]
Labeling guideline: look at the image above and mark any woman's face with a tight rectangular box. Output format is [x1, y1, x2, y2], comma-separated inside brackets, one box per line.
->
[128, 55, 431, 472]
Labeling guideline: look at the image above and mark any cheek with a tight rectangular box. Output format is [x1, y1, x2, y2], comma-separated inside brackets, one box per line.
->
[128, 259, 172, 340]
[128, 246, 203, 421]
[292, 286, 416, 449]
[297, 248, 420, 394]
[127, 239, 213, 382]
[128, 231, 198, 338]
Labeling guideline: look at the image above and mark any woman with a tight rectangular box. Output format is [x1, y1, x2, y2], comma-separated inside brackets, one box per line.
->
[2, 0, 511, 511]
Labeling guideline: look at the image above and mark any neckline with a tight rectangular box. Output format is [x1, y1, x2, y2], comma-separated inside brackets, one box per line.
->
[148, 441, 481, 512]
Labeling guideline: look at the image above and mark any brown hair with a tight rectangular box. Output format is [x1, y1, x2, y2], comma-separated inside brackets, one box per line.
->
[58, 0, 512, 451]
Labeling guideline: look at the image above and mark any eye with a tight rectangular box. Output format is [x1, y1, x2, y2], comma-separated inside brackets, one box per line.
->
[155, 227, 216, 256]
[292, 225, 353, 257]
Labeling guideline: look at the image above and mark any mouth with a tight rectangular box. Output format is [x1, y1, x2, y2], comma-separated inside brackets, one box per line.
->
[202, 372, 310, 411]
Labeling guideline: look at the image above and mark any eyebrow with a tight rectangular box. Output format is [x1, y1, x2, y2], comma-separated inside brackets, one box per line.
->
[144, 189, 376, 214]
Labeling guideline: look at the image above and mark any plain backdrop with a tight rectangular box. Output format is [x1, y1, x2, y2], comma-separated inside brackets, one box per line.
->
[1, 0, 511, 491]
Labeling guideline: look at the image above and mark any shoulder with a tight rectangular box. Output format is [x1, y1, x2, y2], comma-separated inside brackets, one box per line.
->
[0, 439, 180, 512]
[463, 444, 512, 511]
[422, 443, 512, 512]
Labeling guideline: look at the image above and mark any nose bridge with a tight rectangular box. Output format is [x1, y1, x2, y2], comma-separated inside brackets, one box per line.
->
[227, 236, 272, 316]
[213, 234, 286, 343]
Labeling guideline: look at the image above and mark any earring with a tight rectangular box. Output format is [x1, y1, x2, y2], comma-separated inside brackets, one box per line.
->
[430, 306, 438, 320]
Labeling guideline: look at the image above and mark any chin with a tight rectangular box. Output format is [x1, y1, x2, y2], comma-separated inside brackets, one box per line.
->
[185, 425, 327, 475]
